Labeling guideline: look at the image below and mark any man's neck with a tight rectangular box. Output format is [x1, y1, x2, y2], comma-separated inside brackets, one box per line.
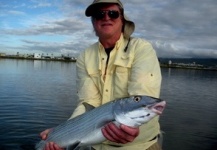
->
[99, 33, 121, 49]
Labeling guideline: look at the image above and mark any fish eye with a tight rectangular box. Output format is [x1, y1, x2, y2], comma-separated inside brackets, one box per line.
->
[134, 96, 141, 102]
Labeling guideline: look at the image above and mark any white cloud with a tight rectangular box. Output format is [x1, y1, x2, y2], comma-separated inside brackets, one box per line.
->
[0, 0, 216, 58]
[2, 18, 89, 36]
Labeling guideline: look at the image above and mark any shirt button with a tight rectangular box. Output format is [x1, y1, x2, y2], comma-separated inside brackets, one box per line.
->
[102, 58, 105, 60]
[106, 89, 109, 92]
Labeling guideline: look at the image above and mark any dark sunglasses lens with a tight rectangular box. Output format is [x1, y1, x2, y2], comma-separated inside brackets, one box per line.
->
[108, 11, 119, 19]
[93, 11, 105, 20]
[93, 10, 120, 20]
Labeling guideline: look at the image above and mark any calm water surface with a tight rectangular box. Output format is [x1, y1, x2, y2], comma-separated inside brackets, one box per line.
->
[0, 59, 217, 150]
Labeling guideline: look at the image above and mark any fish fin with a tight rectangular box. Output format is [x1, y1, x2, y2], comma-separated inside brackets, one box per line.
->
[82, 102, 95, 112]
[74, 146, 93, 150]
[67, 141, 81, 150]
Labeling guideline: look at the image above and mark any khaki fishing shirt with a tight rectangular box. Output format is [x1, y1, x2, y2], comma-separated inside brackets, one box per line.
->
[70, 34, 162, 150]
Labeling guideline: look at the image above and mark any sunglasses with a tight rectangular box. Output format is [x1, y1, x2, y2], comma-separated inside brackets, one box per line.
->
[93, 10, 120, 20]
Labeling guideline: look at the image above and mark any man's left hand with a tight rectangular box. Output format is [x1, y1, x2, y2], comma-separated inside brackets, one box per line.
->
[102, 122, 139, 144]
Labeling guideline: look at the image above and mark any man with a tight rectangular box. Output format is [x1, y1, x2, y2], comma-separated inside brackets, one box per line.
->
[40, 0, 162, 149]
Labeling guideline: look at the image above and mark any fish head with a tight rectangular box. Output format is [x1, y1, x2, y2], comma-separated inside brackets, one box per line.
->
[120, 96, 166, 114]
[114, 96, 166, 127]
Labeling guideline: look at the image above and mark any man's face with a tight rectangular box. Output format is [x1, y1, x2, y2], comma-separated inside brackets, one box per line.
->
[92, 4, 123, 39]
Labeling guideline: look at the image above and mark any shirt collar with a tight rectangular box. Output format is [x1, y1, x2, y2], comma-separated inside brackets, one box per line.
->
[98, 34, 124, 51]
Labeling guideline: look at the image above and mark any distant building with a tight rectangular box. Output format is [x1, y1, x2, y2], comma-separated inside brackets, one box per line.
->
[0, 53, 6, 56]
[34, 53, 41, 58]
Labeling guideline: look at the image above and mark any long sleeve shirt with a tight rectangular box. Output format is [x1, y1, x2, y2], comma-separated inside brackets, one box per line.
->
[70, 34, 162, 149]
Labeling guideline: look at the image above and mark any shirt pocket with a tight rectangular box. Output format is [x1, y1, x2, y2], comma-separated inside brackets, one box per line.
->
[113, 66, 130, 98]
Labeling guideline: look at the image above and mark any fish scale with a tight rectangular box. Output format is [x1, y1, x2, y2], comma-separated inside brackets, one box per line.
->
[43, 101, 114, 146]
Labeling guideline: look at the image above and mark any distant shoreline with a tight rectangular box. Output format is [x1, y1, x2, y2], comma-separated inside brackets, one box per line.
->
[160, 64, 217, 71]
[0, 56, 76, 62]
[1, 56, 217, 71]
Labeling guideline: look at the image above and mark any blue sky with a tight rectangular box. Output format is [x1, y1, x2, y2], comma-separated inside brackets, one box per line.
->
[0, 0, 217, 58]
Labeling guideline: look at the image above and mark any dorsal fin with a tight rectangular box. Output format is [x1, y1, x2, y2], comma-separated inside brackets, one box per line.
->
[82, 102, 95, 112]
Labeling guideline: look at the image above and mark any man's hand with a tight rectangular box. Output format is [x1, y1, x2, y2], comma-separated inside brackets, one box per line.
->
[101, 122, 139, 144]
[40, 128, 65, 150]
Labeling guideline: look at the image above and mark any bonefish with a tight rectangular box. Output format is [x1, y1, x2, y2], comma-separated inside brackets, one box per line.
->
[35, 95, 166, 150]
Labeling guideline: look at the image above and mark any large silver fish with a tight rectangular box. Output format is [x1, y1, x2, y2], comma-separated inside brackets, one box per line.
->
[35, 96, 166, 150]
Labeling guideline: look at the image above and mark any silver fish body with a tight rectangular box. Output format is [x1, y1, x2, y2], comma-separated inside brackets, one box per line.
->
[35, 96, 166, 150]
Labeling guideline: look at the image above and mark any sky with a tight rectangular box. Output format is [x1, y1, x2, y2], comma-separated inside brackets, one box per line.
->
[0, 0, 217, 58]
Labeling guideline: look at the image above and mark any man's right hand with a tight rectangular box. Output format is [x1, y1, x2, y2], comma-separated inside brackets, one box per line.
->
[40, 128, 65, 150]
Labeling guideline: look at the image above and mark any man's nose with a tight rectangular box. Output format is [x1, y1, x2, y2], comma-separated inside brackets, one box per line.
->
[102, 13, 110, 20]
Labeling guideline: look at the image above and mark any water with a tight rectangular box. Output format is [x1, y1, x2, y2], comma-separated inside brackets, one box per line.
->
[160, 68, 217, 150]
[0, 59, 78, 150]
[0, 59, 217, 150]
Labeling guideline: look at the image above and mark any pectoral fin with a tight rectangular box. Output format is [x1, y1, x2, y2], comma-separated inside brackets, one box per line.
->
[68, 143, 93, 150]
[67, 141, 80, 150]
[82, 102, 95, 112]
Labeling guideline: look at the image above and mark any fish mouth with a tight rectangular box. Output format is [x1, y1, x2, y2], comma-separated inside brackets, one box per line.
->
[150, 101, 166, 115]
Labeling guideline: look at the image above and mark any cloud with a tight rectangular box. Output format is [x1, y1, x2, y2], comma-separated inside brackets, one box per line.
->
[0, 0, 216, 58]
[2, 18, 89, 35]
[0, 10, 26, 17]
[19, 35, 96, 56]
[125, 0, 217, 58]
[18, 39, 77, 55]
[7, 10, 26, 16]
[152, 40, 217, 58]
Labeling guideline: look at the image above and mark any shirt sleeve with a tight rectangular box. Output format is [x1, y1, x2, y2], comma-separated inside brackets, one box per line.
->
[128, 39, 162, 98]
[69, 50, 102, 119]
